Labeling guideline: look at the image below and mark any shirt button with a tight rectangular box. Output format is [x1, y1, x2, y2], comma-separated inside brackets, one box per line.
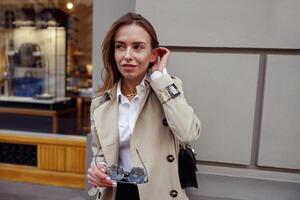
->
[170, 190, 178, 197]
[167, 155, 175, 162]
[162, 118, 168, 126]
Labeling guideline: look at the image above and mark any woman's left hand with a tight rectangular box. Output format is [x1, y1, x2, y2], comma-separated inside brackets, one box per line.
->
[150, 47, 171, 73]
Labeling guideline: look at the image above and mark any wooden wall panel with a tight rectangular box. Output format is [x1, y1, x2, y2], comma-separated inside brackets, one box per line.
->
[0, 131, 86, 189]
[38, 144, 65, 172]
[65, 146, 86, 174]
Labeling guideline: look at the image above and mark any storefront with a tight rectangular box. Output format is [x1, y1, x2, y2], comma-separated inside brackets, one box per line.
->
[0, 0, 93, 188]
[0, 0, 93, 134]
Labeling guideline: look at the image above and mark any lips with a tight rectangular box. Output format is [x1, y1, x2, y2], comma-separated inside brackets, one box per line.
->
[121, 64, 137, 69]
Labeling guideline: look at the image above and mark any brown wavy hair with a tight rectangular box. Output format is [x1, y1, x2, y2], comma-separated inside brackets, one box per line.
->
[98, 12, 159, 95]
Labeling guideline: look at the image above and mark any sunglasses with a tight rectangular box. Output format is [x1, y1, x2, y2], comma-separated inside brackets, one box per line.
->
[93, 148, 148, 185]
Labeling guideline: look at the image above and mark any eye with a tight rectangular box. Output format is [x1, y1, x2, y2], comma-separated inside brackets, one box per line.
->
[115, 44, 125, 50]
[134, 44, 145, 50]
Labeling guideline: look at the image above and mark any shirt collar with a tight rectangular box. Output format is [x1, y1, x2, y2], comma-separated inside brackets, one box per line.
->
[117, 73, 147, 104]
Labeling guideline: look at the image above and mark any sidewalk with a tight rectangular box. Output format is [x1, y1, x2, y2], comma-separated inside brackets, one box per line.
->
[0, 180, 86, 200]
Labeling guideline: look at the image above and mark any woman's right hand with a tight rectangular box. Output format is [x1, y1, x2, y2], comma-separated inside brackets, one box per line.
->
[87, 163, 117, 188]
[150, 47, 171, 73]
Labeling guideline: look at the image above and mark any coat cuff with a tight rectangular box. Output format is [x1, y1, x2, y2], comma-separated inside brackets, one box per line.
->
[150, 74, 181, 103]
[150, 68, 168, 81]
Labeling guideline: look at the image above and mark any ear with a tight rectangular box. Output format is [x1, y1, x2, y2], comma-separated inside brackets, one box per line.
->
[150, 48, 158, 63]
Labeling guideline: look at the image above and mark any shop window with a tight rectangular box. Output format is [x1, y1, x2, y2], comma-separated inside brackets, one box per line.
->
[0, 1, 93, 135]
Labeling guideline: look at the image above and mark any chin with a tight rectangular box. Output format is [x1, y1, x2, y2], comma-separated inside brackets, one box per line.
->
[121, 72, 145, 81]
[121, 73, 136, 79]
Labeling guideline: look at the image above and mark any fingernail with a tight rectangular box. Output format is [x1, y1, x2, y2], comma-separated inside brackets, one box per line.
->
[112, 181, 117, 187]
[106, 176, 111, 181]
[100, 168, 106, 173]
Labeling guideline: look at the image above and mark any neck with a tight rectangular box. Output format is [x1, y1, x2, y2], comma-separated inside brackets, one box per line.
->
[121, 75, 145, 95]
[122, 79, 137, 94]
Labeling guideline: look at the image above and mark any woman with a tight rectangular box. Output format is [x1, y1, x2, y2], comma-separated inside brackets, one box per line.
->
[87, 12, 201, 200]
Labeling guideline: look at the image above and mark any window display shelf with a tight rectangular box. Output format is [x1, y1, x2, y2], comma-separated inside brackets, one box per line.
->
[0, 96, 70, 104]
[0, 97, 77, 133]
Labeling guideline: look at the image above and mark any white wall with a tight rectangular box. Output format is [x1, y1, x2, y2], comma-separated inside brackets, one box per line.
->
[168, 53, 259, 165]
[136, 0, 300, 49]
[134, 1, 300, 199]
[92, 0, 135, 92]
[258, 55, 300, 170]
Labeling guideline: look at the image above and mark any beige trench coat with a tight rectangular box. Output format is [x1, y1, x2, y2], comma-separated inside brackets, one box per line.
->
[90, 74, 201, 200]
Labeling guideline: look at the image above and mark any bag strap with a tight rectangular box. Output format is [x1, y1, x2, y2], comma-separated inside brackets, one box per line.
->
[179, 143, 196, 156]
[179, 143, 190, 149]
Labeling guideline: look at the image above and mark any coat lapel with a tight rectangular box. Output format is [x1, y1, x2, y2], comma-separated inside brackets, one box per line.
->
[135, 74, 151, 122]
[93, 86, 119, 165]
[92, 75, 151, 166]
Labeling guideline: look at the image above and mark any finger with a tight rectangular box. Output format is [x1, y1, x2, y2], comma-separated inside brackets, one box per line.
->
[155, 47, 170, 69]
[158, 54, 170, 70]
[88, 169, 116, 186]
[100, 182, 116, 188]
[90, 164, 105, 172]
[88, 179, 115, 188]
[87, 178, 98, 187]
[88, 166, 103, 180]
[99, 181, 116, 187]
[87, 174, 101, 186]
[88, 169, 109, 184]
[93, 161, 108, 172]
[87, 173, 116, 187]
[95, 164, 107, 173]
[91, 165, 108, 180]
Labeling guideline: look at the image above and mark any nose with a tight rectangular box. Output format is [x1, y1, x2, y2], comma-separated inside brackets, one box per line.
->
[124, 47, 133, 61]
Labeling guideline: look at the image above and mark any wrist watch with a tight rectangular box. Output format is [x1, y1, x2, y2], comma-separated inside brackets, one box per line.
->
[166, 83, 181, 98]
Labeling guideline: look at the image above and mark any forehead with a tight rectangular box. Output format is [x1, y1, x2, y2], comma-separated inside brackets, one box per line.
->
[114, 24, 151, 44]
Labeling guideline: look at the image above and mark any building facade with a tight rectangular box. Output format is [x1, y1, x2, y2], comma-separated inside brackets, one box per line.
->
[93, 1, 300, 199]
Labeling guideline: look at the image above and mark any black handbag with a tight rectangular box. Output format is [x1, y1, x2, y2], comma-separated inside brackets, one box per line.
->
[178, 144, 198, 189]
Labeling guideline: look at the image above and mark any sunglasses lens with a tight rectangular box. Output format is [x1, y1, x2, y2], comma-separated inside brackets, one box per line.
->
[128, 167, 146, 183]
[107, 165, 124, 181]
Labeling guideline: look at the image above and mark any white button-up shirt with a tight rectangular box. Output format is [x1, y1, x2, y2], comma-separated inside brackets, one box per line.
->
[117, 70, 167, 171]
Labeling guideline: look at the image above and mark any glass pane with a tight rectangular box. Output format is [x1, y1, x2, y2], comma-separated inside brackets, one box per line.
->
[0, 0, 93, 135]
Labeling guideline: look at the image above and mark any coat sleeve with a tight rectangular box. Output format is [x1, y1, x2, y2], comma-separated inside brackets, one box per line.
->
[150, 74, 201, 143]
[90, 97, 105, 166]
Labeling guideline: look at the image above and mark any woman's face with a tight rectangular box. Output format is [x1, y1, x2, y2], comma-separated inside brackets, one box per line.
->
[114, 24, 156, 83]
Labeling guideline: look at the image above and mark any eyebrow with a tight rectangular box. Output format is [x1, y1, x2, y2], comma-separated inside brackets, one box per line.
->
[115, 41, 147, 45]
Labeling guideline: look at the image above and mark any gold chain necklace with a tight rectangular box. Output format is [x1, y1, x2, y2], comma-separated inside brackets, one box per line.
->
[124, 91, 137, 98]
